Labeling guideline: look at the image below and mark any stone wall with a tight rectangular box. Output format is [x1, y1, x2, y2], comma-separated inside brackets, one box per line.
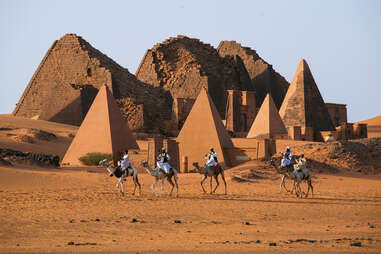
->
[325, 103, 347, 127]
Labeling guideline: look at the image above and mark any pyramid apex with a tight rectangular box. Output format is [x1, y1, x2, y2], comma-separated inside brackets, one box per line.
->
[296, 58, 311, 74]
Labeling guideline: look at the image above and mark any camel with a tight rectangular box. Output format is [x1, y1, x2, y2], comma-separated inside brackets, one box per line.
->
[192, 162, 227, 195]
[270, 158, 313, 198]
[139, 161, 179, 197]
[99, 159, 141, 196]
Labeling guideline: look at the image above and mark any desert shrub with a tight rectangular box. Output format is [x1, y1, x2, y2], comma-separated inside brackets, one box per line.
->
[79, 152, 113, 165]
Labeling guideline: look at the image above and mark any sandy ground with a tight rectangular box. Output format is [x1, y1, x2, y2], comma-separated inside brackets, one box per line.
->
[0, 115, 77, 158]
[1, 162, 380, 254]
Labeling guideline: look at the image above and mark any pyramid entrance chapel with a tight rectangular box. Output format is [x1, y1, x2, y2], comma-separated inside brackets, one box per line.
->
[15, 34, 368, 168]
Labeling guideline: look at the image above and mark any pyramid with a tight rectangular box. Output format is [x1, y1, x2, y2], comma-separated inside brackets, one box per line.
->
[217, 41, 289, 109]
[279, 59, 335, 138]
[176, 88, 233, 167]
[62, 85, 138, 166]
[247, 94, 288, 139]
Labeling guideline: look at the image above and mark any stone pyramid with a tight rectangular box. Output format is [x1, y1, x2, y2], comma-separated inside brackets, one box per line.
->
[62, 85, 138, 166]
[217, 40, 289, 109]
[177, 87, 233, 167]
[247, 94, 288, 139]
[279, 59, 335, 138]
[12, 33, 167, 132]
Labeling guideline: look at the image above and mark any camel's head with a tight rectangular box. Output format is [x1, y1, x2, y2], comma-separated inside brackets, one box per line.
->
[99, 159, 109, 166]
[140, 161, 148, 167]
[192, 162, 199, 168]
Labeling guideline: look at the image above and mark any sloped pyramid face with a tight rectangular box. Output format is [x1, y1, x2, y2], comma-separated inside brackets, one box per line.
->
[279, 59, 335, 134]
[177, 88, 233, 167]
[62, 85, 138, 166]
[217, 40, 289, 109]
[247, 94, 288, 138]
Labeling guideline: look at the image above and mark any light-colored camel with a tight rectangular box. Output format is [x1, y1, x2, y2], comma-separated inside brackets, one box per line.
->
[270, 159, 313, 198]
[99, 159, 141, 196]
[192, 162, 227, 195]
[139, 161, 179, 197]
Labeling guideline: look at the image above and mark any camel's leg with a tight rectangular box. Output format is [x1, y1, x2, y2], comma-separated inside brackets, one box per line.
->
[280, 175, 289, 193]
[152, 178, 159, 196]
[167, 176, 175, 196]
[290, 179, 296, 194]
[200, 175, 207, 193]
[119, 178, 125, 196]
[295, 182, 302, 198]
[136, 176, 142, 196]
[174, 174, 179, 197]
[220, 171, 227, 195]
[305, 179, 313, 198]
[160, 178, 165, 198]
[209, 176, 213, 194]
[132, 176, 137, 196]
[212, 175, 219, 194]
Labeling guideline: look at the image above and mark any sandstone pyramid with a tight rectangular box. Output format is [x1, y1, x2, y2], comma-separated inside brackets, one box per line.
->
[217, 41, 289, 109]
[176, 88, 233, 167]
[62, 85, 138, 166]
[247, 94, 288, 139]
[279, 59, 335, 139]
[136, 35, 252, 119]
[13, 33, 168, 132]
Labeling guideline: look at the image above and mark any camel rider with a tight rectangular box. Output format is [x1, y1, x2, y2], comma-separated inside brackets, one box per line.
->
[119, 150, 131, 172]
[157, 148, 171, 175]
[281, 146, 293, 169]
[206, 148, 218, 169]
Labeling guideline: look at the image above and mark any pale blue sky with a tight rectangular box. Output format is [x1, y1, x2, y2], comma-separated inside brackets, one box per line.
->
[1, 0, 380, 122]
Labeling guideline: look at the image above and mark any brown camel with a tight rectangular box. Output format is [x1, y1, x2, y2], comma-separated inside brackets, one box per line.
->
[192, 162, 227, 195]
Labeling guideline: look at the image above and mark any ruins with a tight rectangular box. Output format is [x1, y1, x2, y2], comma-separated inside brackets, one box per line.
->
[217, 41, 289, 109]
[13, 34, 367, 168]
[135, 35, 254, 134]
[12, 34, 169, 133]
[62, 85, 138, 166]
[279, 59, 336, 141]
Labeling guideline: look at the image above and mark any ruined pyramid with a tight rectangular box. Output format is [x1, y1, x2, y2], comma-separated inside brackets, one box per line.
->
[247, 94, 288, 139]
[136, 35, 252, 119]
[176, 87, 233, 167]
[217, 41, 289, 109]
[279, 59, 335, 139]
[13, 33, 167, 132]
[62, 85, 138, 166]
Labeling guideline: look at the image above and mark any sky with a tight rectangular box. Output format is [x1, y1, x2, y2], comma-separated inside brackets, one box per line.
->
[0, 0, 380, 122]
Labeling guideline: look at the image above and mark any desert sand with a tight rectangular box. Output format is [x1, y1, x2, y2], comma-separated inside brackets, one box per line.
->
[0, 115, 77, 158]
[359, 115, 381, 138]
[1, 161, 380, 254]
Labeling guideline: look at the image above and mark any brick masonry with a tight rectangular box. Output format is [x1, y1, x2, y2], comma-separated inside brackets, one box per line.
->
[135, 35, 253, 122]
[13, 34, 169, 133]
[217, 41, 289, 109]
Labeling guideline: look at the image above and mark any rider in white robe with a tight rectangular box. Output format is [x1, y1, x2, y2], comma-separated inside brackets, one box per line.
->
[157, 148, 171, 174]
[206, 148, 218, 168]
[281, 146, 293, 168]
[120, 150, 130, 171]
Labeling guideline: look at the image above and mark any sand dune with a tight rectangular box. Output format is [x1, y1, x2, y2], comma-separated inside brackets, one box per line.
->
[0, 115, 77, 158]
[358, 115, 381, 138]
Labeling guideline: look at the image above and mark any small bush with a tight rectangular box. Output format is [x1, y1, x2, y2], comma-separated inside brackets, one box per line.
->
[79, 152, 113, 166]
